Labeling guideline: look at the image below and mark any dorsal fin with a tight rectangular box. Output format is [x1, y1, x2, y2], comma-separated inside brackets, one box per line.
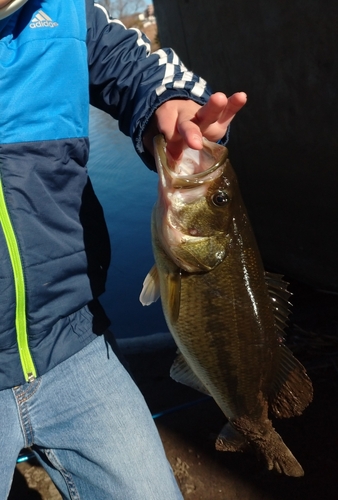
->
[264, 272, 313, 417]
[268, 343, 313, 418]
[265, 271, 291, 299]
[265, 271, 292, 341]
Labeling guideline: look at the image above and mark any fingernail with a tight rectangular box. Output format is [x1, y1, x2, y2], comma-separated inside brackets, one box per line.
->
[193, 134, 203, 146]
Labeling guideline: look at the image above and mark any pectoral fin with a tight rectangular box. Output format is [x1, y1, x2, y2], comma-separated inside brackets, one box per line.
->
[139, 264, 161, 305]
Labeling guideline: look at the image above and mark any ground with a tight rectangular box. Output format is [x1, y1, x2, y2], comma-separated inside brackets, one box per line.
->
[8, 279, 338, 500]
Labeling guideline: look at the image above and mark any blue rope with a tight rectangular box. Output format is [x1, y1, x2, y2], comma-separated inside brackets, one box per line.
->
[152, 396, 210, 419]
[16, 453, 34, 463]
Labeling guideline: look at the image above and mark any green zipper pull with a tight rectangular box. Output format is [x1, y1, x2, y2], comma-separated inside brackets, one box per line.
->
[0, 178, 37, 382]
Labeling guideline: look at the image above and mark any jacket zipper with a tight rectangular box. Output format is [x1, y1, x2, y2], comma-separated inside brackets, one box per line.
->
[0, 178, 36, 382]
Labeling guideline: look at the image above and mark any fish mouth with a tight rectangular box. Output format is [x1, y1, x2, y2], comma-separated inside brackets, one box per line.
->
[153, 134, 228, 188]
[153, 135, 229, 272]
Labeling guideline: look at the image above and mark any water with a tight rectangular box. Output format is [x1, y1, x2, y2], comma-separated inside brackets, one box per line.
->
[87, 105, 167, 338]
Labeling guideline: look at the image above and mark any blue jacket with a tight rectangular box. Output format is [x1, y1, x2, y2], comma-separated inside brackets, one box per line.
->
[0, 0, 212, 390]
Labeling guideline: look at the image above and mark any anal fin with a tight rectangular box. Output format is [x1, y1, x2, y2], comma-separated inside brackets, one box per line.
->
[170, 352, 211, 396]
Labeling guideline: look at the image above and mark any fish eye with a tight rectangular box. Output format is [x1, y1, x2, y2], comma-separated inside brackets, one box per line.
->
[212, 190, 229, 206]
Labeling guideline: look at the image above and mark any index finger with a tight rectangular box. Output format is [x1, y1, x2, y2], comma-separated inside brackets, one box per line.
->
[194, 92, 229, 131]
[195, 92, 247, 131]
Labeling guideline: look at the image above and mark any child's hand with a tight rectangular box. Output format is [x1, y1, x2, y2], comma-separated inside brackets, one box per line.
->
[143, 92, 247, 161]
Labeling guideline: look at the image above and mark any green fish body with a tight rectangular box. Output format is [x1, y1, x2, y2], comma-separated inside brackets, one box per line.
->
[140, 135, 313, 476]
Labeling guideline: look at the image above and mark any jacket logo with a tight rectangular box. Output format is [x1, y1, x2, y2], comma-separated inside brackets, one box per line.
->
[30, 10, 58, 29]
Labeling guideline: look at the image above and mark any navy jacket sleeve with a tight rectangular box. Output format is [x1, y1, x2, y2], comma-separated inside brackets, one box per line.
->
[86, 1, 213, 168]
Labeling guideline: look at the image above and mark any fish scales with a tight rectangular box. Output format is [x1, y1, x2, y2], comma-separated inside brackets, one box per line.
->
[156, 240, 277, 421]
[140, 135, 313, 476]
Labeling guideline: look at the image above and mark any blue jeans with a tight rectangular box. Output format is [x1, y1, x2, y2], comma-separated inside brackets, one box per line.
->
[0, 333, 183, 499]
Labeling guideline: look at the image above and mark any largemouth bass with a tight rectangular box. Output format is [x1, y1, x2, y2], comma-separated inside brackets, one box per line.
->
[140, 135, 313, 477]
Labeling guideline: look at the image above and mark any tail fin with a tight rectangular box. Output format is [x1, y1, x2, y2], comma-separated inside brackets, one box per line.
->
[217, 418, 304, 477]
[255, 426, 304, 476]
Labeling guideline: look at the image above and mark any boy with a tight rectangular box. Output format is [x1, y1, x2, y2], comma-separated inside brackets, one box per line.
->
[0, 1, 246, 498]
